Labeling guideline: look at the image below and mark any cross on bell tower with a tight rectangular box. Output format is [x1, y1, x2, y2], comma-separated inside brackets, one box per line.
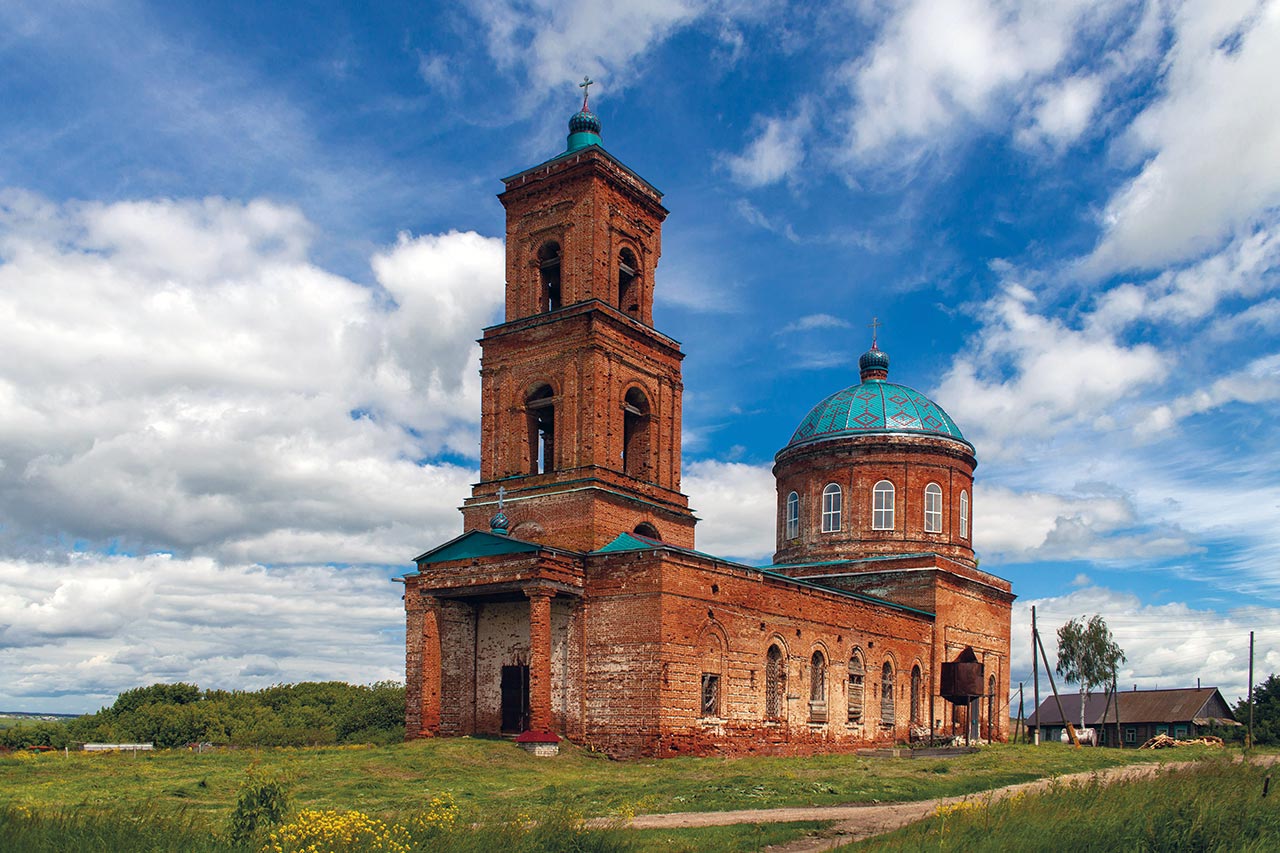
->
[460, 88, 698, 552]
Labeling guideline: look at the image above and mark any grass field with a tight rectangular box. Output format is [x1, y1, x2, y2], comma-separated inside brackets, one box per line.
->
[846, 756, 1280, 851]
[0, 738, 1225, 851]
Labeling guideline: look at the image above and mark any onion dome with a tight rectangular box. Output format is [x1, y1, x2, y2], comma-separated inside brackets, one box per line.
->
[859, 344, 890, 381]
[786, 344, 969, 450]
[566, 76, 602, 151]
[490, 510, 510, 536]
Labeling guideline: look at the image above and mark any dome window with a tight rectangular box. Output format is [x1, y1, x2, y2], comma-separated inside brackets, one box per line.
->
[872, 480, 895, 530]
[924, 483, 943, 533]
[821, 483, 842, 533]
[959, 490, 969, 540]
[785, 491, 799, 540]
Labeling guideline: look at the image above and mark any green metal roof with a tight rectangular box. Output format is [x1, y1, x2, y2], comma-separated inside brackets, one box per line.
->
[786, 380, 970, 451]
[413, 530, 540, 565]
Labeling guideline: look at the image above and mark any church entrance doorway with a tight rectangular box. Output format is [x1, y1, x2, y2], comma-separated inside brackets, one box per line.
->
[501, 664, 530, 733]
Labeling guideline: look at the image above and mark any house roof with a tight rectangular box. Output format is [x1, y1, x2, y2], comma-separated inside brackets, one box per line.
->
[1027, 687, 1239, 727]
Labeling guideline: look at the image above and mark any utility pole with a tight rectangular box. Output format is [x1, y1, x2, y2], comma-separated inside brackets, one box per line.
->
[1036, 630, 1080, 747]
[1032, 606, 1041, 745]
[1248, 630, 1255, 751]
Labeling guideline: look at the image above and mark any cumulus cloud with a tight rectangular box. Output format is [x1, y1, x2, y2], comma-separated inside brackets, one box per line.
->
[1010, 586, 1280, 707]
[0, 192, 503, 564]
[841, 0, 1116, 164]
[683, 459, 776, 561]
[0, 554, 403, 712]
[724, 109, 810, 187]
[1089, 1, 1280, 273]
[1016, 73, 1103, 149]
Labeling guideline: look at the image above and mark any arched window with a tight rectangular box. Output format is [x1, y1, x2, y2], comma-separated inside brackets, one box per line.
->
[848, 651, 865, 723]
[634, 522, 661, 540]
[810, 651, 826, 703]
[910, 665, 923, 724]
[618, 248, 640, 319]
[821, 483, 842, 533]
[622, 387, 651, 479]
[538, 241, 562, 312]
[526, 384, 555, 474]
[765, 645, 786, 720]
[924, 483, 943, 533]
[987, 674, 996, 741]
[959, 490, 970, 539]
[880, 661, 896, 723]
[872, 480, 895, 530]
[785, 491, 800, 540]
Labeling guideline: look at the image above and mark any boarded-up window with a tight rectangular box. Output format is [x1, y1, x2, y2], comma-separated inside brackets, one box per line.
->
[848, 652, 865, 723]
[881, 662, 896, 723]
[911, 665, 923, 724]
[765, 645, 786, 720]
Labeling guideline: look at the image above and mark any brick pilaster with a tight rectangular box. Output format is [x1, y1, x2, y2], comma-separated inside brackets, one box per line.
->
[526, 588, 555, 733]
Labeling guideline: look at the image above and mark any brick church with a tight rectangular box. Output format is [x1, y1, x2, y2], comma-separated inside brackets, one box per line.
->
[399, 91, 1014, 758]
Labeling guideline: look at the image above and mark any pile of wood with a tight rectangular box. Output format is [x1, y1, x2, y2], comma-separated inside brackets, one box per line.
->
[1139, 734, 1225, 749]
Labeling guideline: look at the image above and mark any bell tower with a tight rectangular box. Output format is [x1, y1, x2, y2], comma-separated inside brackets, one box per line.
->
[460, 86, 698, 551]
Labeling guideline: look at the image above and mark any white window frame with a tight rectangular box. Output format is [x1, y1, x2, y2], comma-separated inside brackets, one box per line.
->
[821, 483, 842, 533]
[872, 480, 895, 530]
[924, 483, 943, 533]
[785, 491, 800, 540]
[959, 490, 969, 539]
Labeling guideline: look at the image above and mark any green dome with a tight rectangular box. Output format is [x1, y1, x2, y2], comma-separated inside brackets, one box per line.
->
[786, 380, 969, 450]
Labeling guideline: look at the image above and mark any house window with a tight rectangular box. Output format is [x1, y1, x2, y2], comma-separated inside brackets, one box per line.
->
[848, 651, 865, 723]
[785, 491, 799, 540]
[538, 241, 562, 312]
[959, 490, 969, 539]
[526, 384, 555, 474]
[622, 387, 651, 479]
[821, 484, 842, 532]
[765, 645, 786, 720]
[701, 673, 720, 718]
[1125, 727, 1136, 744]
[618, 248, 640, 318]
[880, 662, 895, 723]
[1174, 725, 1188, 738]
[1156, 725, 1169, 736]
[924, 483, 943, 533]
[810, 651, 827, 720]
[910, 665, 923, 724]
[873, 481, 895, 530]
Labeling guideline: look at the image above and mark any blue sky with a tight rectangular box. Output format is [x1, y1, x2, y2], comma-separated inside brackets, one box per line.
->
[1, 0, 1278, 714]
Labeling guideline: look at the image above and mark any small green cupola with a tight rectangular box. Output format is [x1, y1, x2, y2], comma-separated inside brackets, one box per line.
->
[566, 75, 602, 151]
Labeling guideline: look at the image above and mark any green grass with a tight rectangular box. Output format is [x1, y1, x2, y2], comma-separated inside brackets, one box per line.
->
[0, 739, 1206, 823]
[844, 757, 1280, 852]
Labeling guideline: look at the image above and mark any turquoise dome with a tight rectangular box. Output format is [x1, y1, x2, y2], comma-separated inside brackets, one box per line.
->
[567, 108, 602, 151]
[787, 380, 968, 449]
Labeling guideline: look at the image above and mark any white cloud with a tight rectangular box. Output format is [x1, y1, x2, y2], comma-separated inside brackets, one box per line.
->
[841, 0, 1111, 163]
[683, 459, 776, 561]
[724, 110, 810, 187]
[1136, 352, 1280, 436]
[0, 192, 503, 564]
[1011, 586, 1280, 707]
[776, 313, 852, 334]
[1017, 73, 1103, 149]
[933, 285, 1166, 455]
[0, 554, 403, 712]
[1089, 0, 1280, 273]
[468, 0, 707, 95]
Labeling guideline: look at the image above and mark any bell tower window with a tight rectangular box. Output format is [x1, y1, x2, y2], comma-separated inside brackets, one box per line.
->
[622, 387, 651, 479]
[526, 384, 555, 474]
[618, 248, 639, 319]
[538, 241, 562, 312]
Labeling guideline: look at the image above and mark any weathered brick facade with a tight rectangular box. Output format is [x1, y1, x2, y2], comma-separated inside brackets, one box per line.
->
[400, 104, 1014, 758]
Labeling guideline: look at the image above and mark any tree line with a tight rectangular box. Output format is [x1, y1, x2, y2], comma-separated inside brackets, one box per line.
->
[1, 681, 405, 750]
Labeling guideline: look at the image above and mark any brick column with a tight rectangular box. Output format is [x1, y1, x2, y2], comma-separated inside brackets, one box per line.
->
[406, 589, 442, 738]
[525, 588, 555, 733]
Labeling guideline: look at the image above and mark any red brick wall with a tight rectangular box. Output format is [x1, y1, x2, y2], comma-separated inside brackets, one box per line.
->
[774, 433, 976, 566]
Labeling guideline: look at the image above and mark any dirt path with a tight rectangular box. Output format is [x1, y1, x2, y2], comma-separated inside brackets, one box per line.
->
[595, 754, 1278, 852]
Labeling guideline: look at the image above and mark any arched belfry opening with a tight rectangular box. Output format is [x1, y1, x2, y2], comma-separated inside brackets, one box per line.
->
[634, 522, 661, 540]
[618, 248, 640, 319]
[622, 386, 651, 479]
[526, 384, 555, 474]
[538, 241, 562, 312]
